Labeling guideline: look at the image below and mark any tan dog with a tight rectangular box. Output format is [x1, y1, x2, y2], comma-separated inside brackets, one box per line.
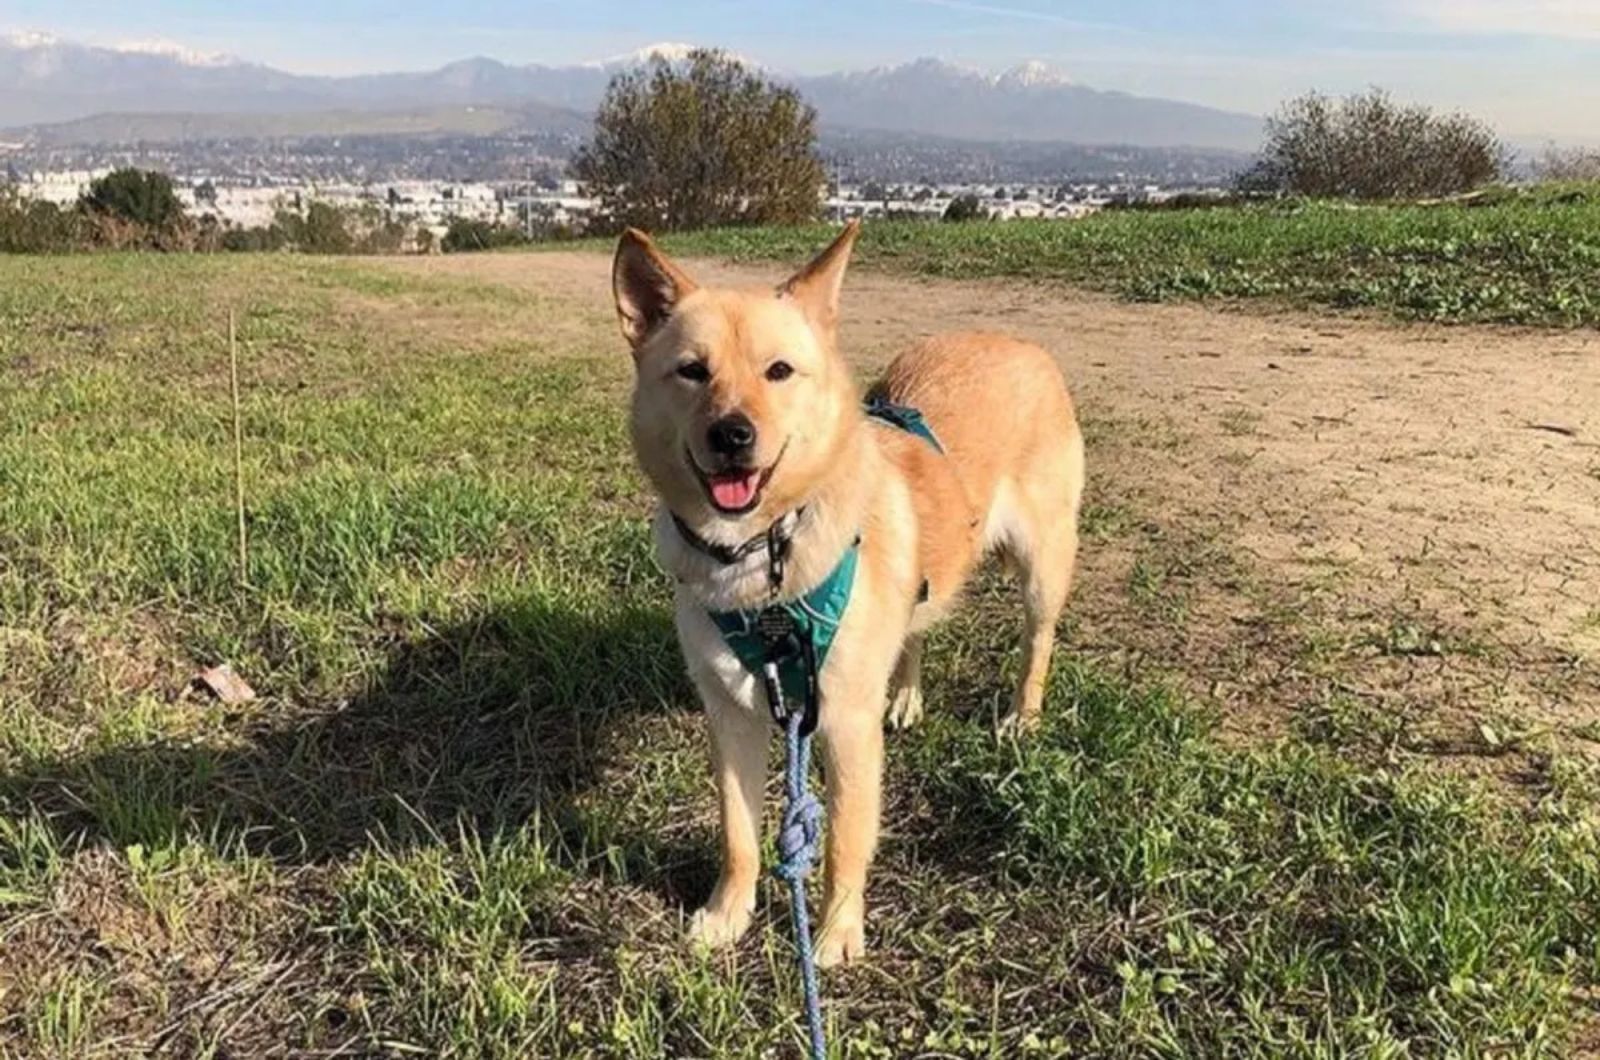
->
[613, 221, 1084, 966]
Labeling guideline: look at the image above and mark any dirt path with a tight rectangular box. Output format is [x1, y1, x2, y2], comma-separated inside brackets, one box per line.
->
[383, 251, 1600, 757]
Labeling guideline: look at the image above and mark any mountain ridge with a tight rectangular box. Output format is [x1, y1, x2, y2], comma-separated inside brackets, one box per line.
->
[0, 33, 1262, 150]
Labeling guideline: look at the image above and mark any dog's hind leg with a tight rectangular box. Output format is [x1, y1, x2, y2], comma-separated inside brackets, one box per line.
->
[1000, 435, 1084, 735]
[886, 634, 926, 730]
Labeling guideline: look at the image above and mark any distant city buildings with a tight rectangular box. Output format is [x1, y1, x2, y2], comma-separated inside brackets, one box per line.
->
[825, 182, 1164, 221]
[4, 162, 1215, 240]
[4, 168, 592, 241]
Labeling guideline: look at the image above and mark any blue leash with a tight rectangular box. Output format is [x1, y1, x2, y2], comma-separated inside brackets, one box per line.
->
[767, 663, 827, 1059]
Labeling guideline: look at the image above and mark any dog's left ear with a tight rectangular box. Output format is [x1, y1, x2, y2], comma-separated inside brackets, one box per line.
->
[779, 220, 861, 335]
[613, 228, 699, 350]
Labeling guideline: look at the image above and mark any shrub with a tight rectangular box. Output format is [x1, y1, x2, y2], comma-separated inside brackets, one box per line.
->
[280, 202, 355, 254]
[1535, 146, 1600, 183]
[0, 190, 89, 252]
[1239, 89, 1507, 200]
[79, 168, 186, 234]
[440, 218, 530, 253]
[221, 224, 288, 253]
[262, 202, 421, 254]
[942, 194, 987, 222]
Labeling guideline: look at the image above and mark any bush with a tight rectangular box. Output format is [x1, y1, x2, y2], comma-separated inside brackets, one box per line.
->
[942, 194, 987, 222]
[263, 201, 411, 254]
[573, 48, 825, 232]
[277, 202, 354, 254]
[440, 217, 529, 253]
[0, 190, 89, 252]
[221, 224, 288, 253]
[1239, 89, 1506, 200]
[0, 182, 431, 255]
[1535, 146, 1600, 183]
[80, 168, 186, 234]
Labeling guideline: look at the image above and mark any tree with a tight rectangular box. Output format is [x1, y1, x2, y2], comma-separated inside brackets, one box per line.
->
[942, 194, 986, 222]
[572, 48, 825, 232]
[80, 168, 185, 230]
[1239, 89, 1506, 200]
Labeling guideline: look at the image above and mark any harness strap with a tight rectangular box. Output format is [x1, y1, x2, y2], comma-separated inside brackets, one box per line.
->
[865, 395, 945, 453]
[712, 539, 858, 736]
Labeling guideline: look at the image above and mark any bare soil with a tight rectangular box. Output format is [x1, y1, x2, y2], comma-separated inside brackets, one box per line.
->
[382, 252, 1600, 763]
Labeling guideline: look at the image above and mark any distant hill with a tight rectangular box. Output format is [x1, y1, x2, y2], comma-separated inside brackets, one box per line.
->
[1, 33, 1263, 151]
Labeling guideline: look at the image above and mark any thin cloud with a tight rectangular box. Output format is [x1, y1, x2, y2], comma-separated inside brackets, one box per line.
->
[1402, 0, 1600, 40]
[908, 0, 1112, 31]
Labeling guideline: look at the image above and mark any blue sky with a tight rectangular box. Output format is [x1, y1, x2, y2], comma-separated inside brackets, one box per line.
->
[4, 0, 1597, 140]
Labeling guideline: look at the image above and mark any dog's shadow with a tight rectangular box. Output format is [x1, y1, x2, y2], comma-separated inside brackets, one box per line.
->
[0, 595, 703, 884]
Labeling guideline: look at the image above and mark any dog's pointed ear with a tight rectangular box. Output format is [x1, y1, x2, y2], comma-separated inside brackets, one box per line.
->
[779, 220, 861, 334]
[613, 228, 698, 350]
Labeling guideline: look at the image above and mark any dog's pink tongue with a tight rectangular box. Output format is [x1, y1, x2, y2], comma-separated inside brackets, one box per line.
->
[709, 470, 759, 510]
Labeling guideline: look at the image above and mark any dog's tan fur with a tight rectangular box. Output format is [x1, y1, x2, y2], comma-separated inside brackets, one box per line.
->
[613, 222, 1084, 965]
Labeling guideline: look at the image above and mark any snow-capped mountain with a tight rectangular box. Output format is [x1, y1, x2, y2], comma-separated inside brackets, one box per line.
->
[104, 39, 237, 67]
[585, 42, 707, 69]
[998, 59, 1073, 88]
[798, 57, 1257, 147]
[0, 33, 1261, 150]
[0, 32, 314, 126]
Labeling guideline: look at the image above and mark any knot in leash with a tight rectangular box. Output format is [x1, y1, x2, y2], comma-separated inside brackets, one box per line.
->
[774, 729, 823, 885]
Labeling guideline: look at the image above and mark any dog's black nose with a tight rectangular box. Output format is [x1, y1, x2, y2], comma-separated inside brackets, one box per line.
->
[707, 413, 757, 457]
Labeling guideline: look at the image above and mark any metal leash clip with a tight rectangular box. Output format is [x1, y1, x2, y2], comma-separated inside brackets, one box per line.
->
[755, 607, 821, 736]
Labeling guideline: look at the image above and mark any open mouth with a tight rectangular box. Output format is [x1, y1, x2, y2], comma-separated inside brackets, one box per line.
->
[689, 441, 787, 515]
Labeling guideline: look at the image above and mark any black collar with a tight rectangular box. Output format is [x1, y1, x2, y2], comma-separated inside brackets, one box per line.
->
[670, 508, 804, 594]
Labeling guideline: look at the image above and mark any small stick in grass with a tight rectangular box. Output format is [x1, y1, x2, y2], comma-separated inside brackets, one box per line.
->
[229, 309, 248, 586]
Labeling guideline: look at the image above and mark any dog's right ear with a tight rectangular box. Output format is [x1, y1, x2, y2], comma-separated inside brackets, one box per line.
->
[613, 228, 698, 350]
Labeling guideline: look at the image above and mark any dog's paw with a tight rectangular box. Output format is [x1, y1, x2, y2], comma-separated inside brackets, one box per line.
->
[814, 917, 866, 968]
[995, 706, 1041, 739]
[687, 904, 752, 950]
[887, 684, 924, 730]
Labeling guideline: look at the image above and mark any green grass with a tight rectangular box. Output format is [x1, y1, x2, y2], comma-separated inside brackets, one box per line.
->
[0, 252, 1597, 1057]
[638, 186, 1600, 327]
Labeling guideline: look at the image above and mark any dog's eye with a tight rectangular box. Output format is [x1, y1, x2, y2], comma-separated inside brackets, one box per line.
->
[675, 361, 710, 383]
[765, 361, 795, 382]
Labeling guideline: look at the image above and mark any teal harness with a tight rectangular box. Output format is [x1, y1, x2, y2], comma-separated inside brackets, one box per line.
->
[702, 398, 943, 733]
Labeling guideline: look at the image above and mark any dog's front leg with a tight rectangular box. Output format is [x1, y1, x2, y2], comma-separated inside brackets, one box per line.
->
[689, 696, 768, 949]
[815, 701, 884, 967]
